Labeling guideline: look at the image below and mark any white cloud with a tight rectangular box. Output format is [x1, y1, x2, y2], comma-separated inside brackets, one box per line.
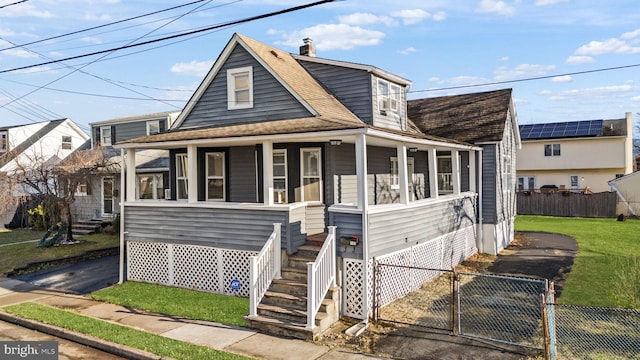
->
[84, 12, 111, 21]
[390, 9, 431, 25]
[576, 38, 640, 55]
[552, 75, 572, 83]
[631, 95, 640, 102]
[499, 56, 510, 61]
[80, 36, 102, 44]
[275, 24, 385, 51]
[535, 0, 568, 6]
[566, 55, 595, 64]
[338, 13, 397, 27]
[432, 11, 447, 21]
[0, 4, 54, 18]
[14, 66, 55, 74]
[397, 47, 417, 55]
[0, 40, 38, 58]
[493, 64, 556, 81]
[541, 84, 634, 102]
[170, 60, 214, 77]
[475, 0, 516, 16]
[621, 29, 640, 39]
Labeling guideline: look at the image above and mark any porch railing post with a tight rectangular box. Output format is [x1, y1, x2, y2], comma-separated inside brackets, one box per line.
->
[249, 255, 258, 317]
[274, 223, 282, 279]
[307, 262, 316, 329]
[329, 226, 337, 287]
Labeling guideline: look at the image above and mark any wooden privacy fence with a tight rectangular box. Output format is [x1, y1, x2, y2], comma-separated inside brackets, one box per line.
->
[516, 191, 617, 218]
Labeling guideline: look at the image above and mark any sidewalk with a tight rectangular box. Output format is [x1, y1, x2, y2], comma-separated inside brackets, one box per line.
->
[0, 277, 385, 360]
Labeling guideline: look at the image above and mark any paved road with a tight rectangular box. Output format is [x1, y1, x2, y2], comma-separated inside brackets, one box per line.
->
[13, 255, 119, 295]
[0, 319, 125, 359]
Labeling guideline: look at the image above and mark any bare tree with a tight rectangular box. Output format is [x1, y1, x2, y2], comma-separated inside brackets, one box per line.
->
[11, 145, 118, 241]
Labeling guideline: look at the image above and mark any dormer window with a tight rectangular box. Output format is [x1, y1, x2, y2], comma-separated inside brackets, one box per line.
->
[227, 66, 253, 110]
[100, 126, 112, 146]
[0, 131, 7, 152]
[147, 120, 160, 135]
[62, 136, 72, 150]
[377, 79, 401, 114]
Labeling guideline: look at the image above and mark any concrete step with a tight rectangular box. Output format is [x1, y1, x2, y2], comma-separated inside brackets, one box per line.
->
[72, 229, 96, 236]
[295, 244, 322, 259]
[262, 291, 306, 310]
[287, 255, 316, 270]
[270, 279, 307, 297]
[244, 315, 320, 340]
[257, 303, 329, 327]
[281, 267, 307, 282]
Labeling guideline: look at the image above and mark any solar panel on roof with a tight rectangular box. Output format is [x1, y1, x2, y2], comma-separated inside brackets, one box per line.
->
[519, 119, 603, 140]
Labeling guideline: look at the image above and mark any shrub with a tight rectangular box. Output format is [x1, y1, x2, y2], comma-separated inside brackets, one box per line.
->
[27, 199, 60, 231]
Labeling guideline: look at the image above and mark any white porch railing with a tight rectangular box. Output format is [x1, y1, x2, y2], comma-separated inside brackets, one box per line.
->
[248, 223, 282, 317]
[306, 226, 337, 329]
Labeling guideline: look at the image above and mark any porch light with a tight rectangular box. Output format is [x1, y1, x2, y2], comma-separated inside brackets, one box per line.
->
[330, 139, 342, 146]
[408, 147, 418, 153]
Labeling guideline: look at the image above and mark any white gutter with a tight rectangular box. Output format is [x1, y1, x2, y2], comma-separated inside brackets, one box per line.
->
[608, 180, 636, 216]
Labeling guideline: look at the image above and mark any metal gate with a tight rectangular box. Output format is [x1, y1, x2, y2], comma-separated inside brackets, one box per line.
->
[456, 272, 547, 349]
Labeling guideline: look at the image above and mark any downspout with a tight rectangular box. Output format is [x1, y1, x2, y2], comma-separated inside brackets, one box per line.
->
[609, 180, 636, 216]
[478, 149, 484, 254]
[119, 149, 125, 284]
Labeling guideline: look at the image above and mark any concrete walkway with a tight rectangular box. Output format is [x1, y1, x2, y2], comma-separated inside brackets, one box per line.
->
[0, 277, 385, 360]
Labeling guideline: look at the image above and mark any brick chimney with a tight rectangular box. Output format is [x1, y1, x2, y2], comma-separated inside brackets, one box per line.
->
[299, 37, 316, 57]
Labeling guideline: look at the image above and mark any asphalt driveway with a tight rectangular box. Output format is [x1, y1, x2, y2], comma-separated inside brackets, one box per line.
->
[12, 255, 119, 295]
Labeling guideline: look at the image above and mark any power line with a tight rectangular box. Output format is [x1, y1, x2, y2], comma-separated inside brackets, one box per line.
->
[0, 0, 27, 10]
[0, 0, 213, 52]
[0, 0, 337, 75]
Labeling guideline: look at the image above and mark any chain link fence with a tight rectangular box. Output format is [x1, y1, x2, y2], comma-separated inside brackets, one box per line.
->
[549, 304, 640, 359]
[457, 272, 547, 349]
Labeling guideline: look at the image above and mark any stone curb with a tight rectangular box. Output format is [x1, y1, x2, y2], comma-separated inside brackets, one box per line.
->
[6, 246, 119, 277]
[0, 310, 172, 360]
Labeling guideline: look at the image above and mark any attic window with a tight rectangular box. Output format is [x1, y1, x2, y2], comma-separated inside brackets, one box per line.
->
[147, 120, 160, 135]
[100, 126, 112, 146]
[0, 131, 7, 152]
[61, 136, 72, 150]
[377, 79, 401, 114]
[227, 66, 253, 110]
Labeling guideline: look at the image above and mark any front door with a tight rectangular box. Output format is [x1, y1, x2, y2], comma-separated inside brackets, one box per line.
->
[102, 177, 114, 217]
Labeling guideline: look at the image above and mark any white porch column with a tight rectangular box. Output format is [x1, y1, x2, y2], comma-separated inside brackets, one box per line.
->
[469, 150, 477, 193]
[355, 133, 370, 323]
[452, 149, 460, 195]
[187, 144, 198, 203]
[125, 148, 136, 202]
[427, 147, 438, 199]
[397, 144, 409, 204]
[262, 141, 274, 206]
[119, 149, 128, 284]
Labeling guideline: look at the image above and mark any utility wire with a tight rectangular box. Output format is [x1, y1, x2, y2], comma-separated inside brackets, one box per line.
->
[0, 0, 213, 52]
[0, 0, 27, 10]
[0, 0, 336, 75]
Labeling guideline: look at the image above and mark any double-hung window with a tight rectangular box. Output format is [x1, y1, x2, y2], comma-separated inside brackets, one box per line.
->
[227, 66, 253, 110]
[570, 175, 580, 189]
[437, 156, 453, 194]
[61, 136, 72, 150]
[390, 84, 401, 112]
[100, 126, 112, 146]
[0, 131, 6, 152]
[176, 154, 188, 200]
[273, 149, 287, 203]
[378, 80, 389, 112]
[138, 174, 164, 200]
[147, 120, 160, 135]
[206, 152, 225, 201]
[390, 157, 415, 199]
[301, 148, 322, 203]
[544, 144, 560, 156]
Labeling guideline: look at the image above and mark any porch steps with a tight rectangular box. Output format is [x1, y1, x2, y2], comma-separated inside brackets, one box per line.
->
[71, 218, 111, 237]
[244, 233, 341, 340]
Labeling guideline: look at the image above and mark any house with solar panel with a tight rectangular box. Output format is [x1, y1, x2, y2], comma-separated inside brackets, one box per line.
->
[112, 33, 486, 339]
[517, 112, 634, 193]
[407, 88, 521, 256]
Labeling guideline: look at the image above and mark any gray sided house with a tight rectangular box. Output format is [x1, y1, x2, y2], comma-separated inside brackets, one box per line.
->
[70, 111, 179, 221]
[115, 33, 484, 337]
[408, 89, 521, 255]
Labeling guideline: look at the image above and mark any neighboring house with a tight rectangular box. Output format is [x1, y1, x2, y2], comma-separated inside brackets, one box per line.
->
[0, 119, 90, 226]
[608, 171, 640, 217]
[115, 33, 488, 338]
[517, 112, 634, 193]
[70, 111, 179, 221]
[407, 89, 521, 255]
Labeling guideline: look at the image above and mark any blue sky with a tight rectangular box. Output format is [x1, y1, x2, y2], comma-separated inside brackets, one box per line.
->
[0, 0, 639, 136]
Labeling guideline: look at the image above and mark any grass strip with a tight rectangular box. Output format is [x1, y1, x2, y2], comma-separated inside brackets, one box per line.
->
[3, 302, 252, 360]
[92, 281, 249, 327]
[515, 215, 640, 308]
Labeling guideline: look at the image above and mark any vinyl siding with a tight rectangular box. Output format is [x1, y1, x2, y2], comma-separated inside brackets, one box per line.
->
[368, 196, 477, 258]
[305, 204, 326, 234]
[482, 144, 498, 224]
[329, 211, 363, 259]
[297, 60, 373, 124]
[371, 75, 408, 132]
[180, 45, 312, 129]
[123, 205, 301, 252]
[229, 146, 257, 202]
[92, 119, 167, 147]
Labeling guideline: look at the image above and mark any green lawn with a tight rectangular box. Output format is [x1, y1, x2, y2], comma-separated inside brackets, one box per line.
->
[0, 228, 46, 245]
[3, 303, 251, 360]
[0, 231, 119, 275]
[515, 215, 640, 308]
[92, 281, 249, 327]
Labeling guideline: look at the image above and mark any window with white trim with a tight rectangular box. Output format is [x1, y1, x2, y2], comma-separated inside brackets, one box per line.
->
[100, 126, 112, 146]
[300, 148, 322, 203]
[544, 144, 560, 156]
[570, 175, 580, 189]
[0, 131, 6, 152]
[390, 156, 415, 198]
[503, 155, 513, 191]
[390, 84, 401, 112]
[61, 136, 72, 150]
[146, 120, 160, 135]
[377, 79, 401, 114]
[75, 180, 89, 196]
[517, 176, 536, 191]
[206, 152, 225, 201]
[273, 149, 287, 204]
[378, 80, 389, 112]
[138, 173, 164, 200]
[437, 156, 453, 194]
[176, 153, 188, 200]
[227, 66, 253, 110]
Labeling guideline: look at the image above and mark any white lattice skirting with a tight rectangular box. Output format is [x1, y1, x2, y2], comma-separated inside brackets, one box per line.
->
[127, 241, 257, 297]
[343, 225, 477, 318]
